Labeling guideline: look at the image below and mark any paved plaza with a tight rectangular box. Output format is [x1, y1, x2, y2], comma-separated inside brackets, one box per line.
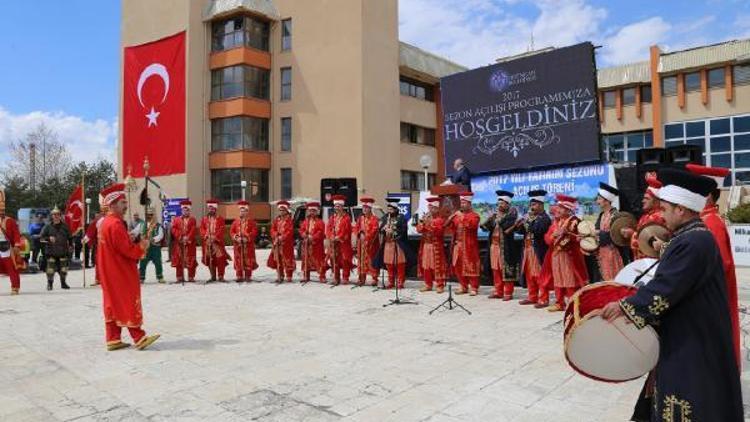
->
[1, 249, 749, 421]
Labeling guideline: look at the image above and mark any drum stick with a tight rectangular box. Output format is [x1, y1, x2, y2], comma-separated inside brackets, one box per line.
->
[633, 260, 660, 287]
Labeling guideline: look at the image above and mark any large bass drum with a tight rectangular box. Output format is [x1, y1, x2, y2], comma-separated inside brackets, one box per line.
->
[564, 282, 659, 383]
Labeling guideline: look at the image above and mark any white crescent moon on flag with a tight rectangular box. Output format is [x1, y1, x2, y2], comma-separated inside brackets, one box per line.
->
[137, 63, 170, 108]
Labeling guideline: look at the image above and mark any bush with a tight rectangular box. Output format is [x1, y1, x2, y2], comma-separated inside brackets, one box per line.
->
[726, 203, 750, 224]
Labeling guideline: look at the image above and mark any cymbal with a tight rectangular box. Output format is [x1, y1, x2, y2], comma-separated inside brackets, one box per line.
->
[637, 223, 671, 258]
[610, 212, 637, 247]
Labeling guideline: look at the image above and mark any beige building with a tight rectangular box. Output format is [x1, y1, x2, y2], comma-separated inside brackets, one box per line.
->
[119, 0, 465, 222]
[597, 39, 750, 186]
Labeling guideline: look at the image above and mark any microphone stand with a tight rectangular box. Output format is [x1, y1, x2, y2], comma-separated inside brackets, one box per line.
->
[383, 216, 417, 307]
[429, 225, 471, 315]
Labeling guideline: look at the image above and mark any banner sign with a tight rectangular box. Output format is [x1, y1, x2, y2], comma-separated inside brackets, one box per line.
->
[470, 163, 612, 221]
[729, 225, 750, 267]
[441, 42, 600, 174]
[162, 197, 186, 225]
[387, 192, 412, 223]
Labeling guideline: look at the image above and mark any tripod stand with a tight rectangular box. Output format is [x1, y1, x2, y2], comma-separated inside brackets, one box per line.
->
[428, 238, 470, 315]
[382, 237, 416, 307]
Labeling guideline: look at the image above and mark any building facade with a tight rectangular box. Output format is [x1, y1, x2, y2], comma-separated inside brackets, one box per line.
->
[598, 39, 750, 186]
[119, 0, 464, 222]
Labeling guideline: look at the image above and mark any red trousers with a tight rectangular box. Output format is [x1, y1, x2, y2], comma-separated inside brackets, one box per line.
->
[331, 265, 350, 283]
[176, 266, 196, 282]
[208, 258, 226, 279]
[456, 274, 479, 291]
[555, 287, 576, 307]
[0, 257, 20, 290]
[386, 263, 405, 288]
[105, 321, 145, 344]
[423, 270, 445, 289]
[492, 270, 514, 297]
[525, 275, 549, 304]
[305, 270, 326, 282]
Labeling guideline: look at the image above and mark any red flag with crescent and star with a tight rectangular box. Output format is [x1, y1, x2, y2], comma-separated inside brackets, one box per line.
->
[65, 184, 84, 234]
[123, 31, 185, 177]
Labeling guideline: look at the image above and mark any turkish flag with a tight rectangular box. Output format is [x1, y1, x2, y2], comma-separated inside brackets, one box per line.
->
[65, 184, 84, 234]
[123, 32, 185, 177]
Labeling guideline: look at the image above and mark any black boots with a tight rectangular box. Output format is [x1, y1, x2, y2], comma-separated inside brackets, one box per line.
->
[47, 279, 53, 291]
[60, 277, 70, 290]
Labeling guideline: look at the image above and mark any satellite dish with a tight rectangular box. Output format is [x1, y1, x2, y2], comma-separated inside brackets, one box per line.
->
[419, 155, 433, 169]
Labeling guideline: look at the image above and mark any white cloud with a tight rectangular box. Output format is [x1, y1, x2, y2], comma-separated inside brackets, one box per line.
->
[600, 17, 671, 66]
[398, 0, 607, 68]
[0, 107, 117, 167]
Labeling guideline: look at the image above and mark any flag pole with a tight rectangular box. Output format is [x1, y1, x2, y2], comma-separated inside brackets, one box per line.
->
[82, 172, 86, 288]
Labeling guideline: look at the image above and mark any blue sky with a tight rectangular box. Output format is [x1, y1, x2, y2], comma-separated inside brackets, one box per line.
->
[0, 0, 748, 168]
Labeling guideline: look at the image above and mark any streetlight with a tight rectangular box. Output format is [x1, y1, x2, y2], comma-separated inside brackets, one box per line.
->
[241, 180, 247, 201]
[85, 198, 91, 225]
[419, 155, 433, 191]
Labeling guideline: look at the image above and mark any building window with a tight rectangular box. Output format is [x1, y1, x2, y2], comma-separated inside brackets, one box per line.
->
[661, 114, 750, 185]
[280, 67, 292, 101]
[211, 65, 270, 101]
[281, 168, 292, 198]
[400, 170, 436, 191]
[211, 116, 269, 151]
[602, 90, 616, 108]
[211, 168, 269, 202]
[661, 76, 677, 96]
[601, 131, 654, 162]
[622, 87, 636, 106]
[708, 68, 725, 88]
[281, 19, 292, 51]
[641, 85, 652, 103]
[399, 77, 434, 101]
[684, 72, 701, 92]
[734, 64, 750, 86]
[400, 123, 436, 146]
[211, 16, 269, 52]
[280, 117, 292, 152]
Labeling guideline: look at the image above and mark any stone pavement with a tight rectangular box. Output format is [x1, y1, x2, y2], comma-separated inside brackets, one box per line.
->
[1, 249, 748, 421]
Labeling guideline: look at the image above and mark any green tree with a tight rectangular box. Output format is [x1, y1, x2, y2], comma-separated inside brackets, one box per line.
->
[1, 176, 31, 218]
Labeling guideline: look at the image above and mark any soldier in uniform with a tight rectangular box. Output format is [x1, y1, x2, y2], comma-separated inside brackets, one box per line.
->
[41, 206, 73, 291]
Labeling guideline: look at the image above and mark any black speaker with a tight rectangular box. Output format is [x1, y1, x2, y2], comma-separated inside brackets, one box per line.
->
[636, 148, 666, 192]
[320, 178, 358, 207]
[614, 166, 641, 215]
[666, 145, 703, 167]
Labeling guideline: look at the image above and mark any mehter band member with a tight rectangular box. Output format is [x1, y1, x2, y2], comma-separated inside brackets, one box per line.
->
[374, 198, 414, 289]
[229, 201, 258, 282]
[300, 201, 327, 283]
[481, 190, 521, 300]
[592, 182, 625, 281]
[268, 200, 296, 282]
[517, 190, 552, 308]
[446, 192, 481, 296]
[545, 194, 588, 312]
[326, 195, 353, 285]
[355, 197, 380, 286]
[417, 196, 448, 293]
[170, 200, 198, 283]
[200, 199, 229, 282]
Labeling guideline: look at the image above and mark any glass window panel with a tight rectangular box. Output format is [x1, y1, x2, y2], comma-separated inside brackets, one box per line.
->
[661, 76, 677, 96]
[622, 88, 636, 105]
[734, 64, 750, 85]
[685, 121, 705, 137]
[685, 138, 705, 154]
[736, 171, 750, 184]
[735, 134, 750, 151]
[280, 68, 292, 101]
[684, 72, 701, 92]
[710, 118, 730, 135]
[708, 68, 725, 88]
[281, 19, 292, 51]
[281, 168, 292, 199]
[627, 132, 644, 148]
[736, 153, 750, 169]
[734, 116, 750, 133]
[608, 134, 624, 150]
[640, 85, 652, 103]
[644, 131, 654, 147]
[664, 123, 684, 139]
[627, 150, 637, 162]
[710, 153, 732, 168]
[665, 140, 685, 148]
[281, 117, 292, 152]
[400, 81, 409, 96]
[603, 91, 616, 108]
[710, 136, 731, 153]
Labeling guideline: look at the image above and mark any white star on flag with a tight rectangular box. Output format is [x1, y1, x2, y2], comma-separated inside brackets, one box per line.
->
[146, 107, 160, 127]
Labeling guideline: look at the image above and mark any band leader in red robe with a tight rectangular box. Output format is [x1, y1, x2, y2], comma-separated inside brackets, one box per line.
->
[170, 200, 198, 282]
[326, 196, 353, 285]
[300, 202, 327, 283]
[354, 197, 380, 286]
[200, 199, 229, 281]
[268, 200, 296, 282]
[417, 197, 449, 293]
[445, 192, 481, 295]
[97, 183, 159, 351]
[229, 201, 258, 282]
[686, 163, 741, 369]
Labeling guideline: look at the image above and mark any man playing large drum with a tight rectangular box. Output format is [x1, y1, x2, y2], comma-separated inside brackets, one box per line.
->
[602, 168, 742, 421]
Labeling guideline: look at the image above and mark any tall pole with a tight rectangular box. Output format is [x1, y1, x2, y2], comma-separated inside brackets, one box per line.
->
[82, 172, 86, 288]
[143, 156, 150, 215]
